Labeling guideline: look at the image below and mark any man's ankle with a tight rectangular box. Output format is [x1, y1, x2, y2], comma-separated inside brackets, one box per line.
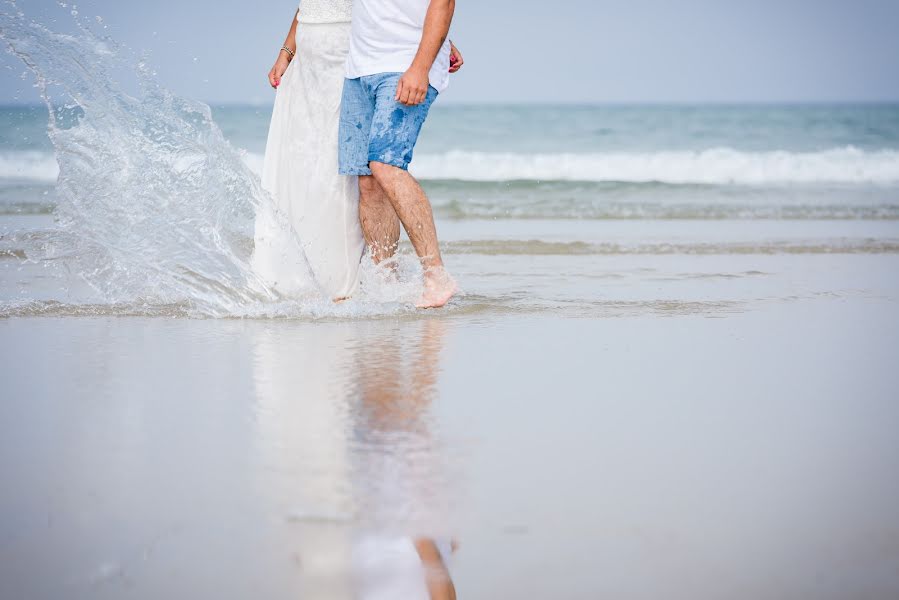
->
[423, 263, 446, 275]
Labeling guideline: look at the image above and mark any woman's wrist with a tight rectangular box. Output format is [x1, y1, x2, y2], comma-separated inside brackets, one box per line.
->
[280, 46, 295, 61]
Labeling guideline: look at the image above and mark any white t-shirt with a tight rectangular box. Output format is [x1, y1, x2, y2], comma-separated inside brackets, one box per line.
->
[346, 0, 452, 93]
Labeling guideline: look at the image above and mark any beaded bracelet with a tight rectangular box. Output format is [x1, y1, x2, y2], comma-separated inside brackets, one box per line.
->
[280, 46, 295, 60]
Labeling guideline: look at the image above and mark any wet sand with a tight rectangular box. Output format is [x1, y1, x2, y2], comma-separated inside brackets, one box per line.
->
[2, 249, 899, 598]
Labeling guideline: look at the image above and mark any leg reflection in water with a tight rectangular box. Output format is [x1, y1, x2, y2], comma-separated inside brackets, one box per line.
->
[351, 319, 457, 600]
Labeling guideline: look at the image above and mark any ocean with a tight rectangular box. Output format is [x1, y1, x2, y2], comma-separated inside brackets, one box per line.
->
[2, 102, 899, 318]
[5, 103, 899, 220]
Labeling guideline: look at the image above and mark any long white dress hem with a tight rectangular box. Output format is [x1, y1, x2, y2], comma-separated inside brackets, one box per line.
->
[252, 22, 365, 300]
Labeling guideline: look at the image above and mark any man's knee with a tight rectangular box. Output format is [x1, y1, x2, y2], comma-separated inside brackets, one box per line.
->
[358, 175, 381, 198]
[369, 161, 404, 182]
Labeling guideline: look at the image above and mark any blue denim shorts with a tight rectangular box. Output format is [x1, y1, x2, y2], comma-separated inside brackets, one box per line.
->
[338, 73, 438, 176]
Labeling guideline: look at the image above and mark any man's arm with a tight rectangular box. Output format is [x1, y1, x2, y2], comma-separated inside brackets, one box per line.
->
[395, 0, 456, 106]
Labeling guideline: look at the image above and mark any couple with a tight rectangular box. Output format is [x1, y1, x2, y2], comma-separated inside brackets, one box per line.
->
[252, 0, 461, 309]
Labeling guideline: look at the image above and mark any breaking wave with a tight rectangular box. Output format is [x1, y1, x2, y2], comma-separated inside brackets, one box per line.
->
[0, 150, 58, 182]
[409, 148, 899, 184]
[9, 146, 899, 186]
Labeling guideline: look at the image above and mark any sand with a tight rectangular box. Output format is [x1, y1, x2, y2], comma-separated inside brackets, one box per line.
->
[2, 242, 899, 598]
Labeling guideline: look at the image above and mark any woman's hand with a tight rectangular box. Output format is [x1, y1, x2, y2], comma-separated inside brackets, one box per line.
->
[449, 42, 464, 74]
[268, 54, 291, 89]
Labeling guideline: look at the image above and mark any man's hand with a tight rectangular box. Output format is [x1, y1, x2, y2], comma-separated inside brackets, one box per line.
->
[449, 42, 464, 73]
[395, 66, 430, 106]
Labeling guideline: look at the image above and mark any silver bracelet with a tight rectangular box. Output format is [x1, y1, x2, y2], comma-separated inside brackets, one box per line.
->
[280, 46, 295, 60]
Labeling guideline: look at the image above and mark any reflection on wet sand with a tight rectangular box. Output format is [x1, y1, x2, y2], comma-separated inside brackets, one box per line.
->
[252, 323, 356, 598]
[351, 319, 456, 600]
[251, 319, 457, 599]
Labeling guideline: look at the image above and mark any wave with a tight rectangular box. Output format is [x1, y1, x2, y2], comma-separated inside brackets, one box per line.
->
[432, 201, 899, 221]
[441, 239, 899, 256]
[0, 203, 54, 215]
[7, 199, 898, 220]
[133, 149, 899, 187]
[408, 148, 899, 184]
[7, 143, 899, 189]
[422, 180, 899, 219]
[0, 151, 59, 182]
[5, 151, 899, 220]
[4, 177, 899, 221]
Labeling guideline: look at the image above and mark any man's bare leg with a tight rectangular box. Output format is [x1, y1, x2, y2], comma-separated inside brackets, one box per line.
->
[358, 175, 401, 265]
[369, 161, 456, 308]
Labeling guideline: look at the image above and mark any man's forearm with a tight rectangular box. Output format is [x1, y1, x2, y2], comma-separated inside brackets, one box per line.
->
[410, 0, 455, 73]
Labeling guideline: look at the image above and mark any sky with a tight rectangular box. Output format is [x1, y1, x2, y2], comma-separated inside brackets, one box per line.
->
[2, 0, 899, 105]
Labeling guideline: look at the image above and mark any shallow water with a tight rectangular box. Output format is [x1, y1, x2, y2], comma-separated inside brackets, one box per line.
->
[3, 291, 899, 599]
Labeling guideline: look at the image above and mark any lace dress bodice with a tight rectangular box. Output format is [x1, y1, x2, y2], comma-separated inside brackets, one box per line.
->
[297, 0, 353, 24]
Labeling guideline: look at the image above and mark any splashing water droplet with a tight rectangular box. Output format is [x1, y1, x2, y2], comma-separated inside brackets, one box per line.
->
[0, 1, 427, 319]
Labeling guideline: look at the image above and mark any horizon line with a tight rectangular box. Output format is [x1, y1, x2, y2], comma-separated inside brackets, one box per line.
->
[2, 99, 899, 109]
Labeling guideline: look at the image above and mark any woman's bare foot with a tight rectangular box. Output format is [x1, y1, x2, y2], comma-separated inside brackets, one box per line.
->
[333, 296, 350, 304]
[416, 267, 457, 309]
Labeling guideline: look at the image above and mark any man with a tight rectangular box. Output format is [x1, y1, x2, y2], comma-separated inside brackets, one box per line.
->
[338, 0, 458, 309]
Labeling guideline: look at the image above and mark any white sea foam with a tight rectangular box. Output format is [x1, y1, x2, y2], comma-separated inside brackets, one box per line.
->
[6, 145, 899, 188]
[241, 151, 265, 178]
[407, 147, 899, 185]
[0, 151, 59, 182]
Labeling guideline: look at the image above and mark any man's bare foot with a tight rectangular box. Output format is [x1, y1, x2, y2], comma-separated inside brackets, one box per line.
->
[416, 267, 457, 309]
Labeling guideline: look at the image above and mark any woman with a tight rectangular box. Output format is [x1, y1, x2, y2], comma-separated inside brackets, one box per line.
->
[252, 1, 463, 302]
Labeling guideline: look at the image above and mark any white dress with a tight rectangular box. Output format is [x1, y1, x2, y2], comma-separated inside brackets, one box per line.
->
[252, 1, 364, 300]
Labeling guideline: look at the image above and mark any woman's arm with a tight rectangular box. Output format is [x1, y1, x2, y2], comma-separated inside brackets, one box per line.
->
[268, 10, 300, 89]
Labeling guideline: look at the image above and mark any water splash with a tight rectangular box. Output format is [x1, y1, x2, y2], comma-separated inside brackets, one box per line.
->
[0, 1, 419, 318]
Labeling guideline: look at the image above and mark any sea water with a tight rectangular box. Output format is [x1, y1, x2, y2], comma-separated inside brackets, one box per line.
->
[6, 104, 899, 218]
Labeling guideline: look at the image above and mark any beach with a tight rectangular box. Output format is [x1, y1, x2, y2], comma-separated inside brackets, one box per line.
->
[2, 255, 899, 598]
[4, 187, 899, 597]
[3, 22, 899, 595]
